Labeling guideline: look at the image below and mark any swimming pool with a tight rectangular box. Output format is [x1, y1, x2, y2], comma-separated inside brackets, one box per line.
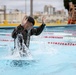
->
[0, 25, 76, 75]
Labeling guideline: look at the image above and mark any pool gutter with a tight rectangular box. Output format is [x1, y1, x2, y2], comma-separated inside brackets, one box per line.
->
[0, 24, 76, 29]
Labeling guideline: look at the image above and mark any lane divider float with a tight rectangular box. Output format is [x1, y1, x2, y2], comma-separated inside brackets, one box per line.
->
[0, 39, 13, 42]
[43, 36, 63, 39]
[0, 39, 76, 46]
[48, 42, 76, 46]
[0, 33, 11, 36]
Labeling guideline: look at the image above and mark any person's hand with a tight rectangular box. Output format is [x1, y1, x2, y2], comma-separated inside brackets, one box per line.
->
[42, 16, 46, 24]
[21, 15, 28, 26]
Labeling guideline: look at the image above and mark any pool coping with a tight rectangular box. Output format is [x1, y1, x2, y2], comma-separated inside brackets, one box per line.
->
[0, 24, 76, 29]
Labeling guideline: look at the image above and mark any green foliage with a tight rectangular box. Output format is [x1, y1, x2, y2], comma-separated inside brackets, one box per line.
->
[63, 0, 76, 11]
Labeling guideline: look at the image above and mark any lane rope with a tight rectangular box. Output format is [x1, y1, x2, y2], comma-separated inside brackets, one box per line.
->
[0, 39, 76, 46]
[48, 42, 76, 46]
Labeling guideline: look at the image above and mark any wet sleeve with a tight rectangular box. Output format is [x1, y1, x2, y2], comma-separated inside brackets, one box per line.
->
[12, 24, 24, 39]
[30, 24, 46, 35]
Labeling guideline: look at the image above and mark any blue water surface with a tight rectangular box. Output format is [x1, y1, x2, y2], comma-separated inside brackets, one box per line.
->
[0, 25, 76, 75]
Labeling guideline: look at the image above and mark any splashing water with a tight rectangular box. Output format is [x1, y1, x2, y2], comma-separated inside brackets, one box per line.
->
[1, 34, 33, 60]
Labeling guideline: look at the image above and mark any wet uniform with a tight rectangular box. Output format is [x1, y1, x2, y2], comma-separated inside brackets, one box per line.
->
[12, 24, 45, 48]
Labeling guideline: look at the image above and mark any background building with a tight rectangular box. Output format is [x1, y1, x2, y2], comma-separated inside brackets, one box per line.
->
[44, 5, 55, 15]
[0, 5, 67, 24]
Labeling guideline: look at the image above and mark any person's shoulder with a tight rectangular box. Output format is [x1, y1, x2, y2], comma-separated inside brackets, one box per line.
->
[41, 23, 46, 26]
[17, 24, 23, 28]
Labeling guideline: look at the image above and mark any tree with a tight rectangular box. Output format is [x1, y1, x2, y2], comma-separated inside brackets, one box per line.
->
[63, 0, 76, 11]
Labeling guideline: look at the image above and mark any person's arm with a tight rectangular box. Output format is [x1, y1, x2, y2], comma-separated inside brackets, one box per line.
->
[31, 23, 46, 35]
[12, 15, 27, 39]
[31, 16, 46, 35]
[12, 24, 24, 39]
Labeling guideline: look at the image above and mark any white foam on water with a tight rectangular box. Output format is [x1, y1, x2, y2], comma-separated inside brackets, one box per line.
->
[1, 54, 33, 60]
[32, 45, 58, 56]
[0, 34, 34, 61]
[0, 48, 33, 61]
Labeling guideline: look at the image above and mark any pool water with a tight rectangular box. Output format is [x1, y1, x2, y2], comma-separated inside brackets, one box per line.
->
[0, 26, 76, 75]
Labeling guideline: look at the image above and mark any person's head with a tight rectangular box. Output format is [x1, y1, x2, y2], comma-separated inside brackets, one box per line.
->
[23, 16, 35, 30]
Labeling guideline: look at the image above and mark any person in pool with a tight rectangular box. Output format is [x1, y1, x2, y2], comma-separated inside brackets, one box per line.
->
[12, 16, 46, 56]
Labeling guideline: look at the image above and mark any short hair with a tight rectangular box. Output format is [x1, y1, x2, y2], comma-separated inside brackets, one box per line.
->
[27, 16, 35, 25]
